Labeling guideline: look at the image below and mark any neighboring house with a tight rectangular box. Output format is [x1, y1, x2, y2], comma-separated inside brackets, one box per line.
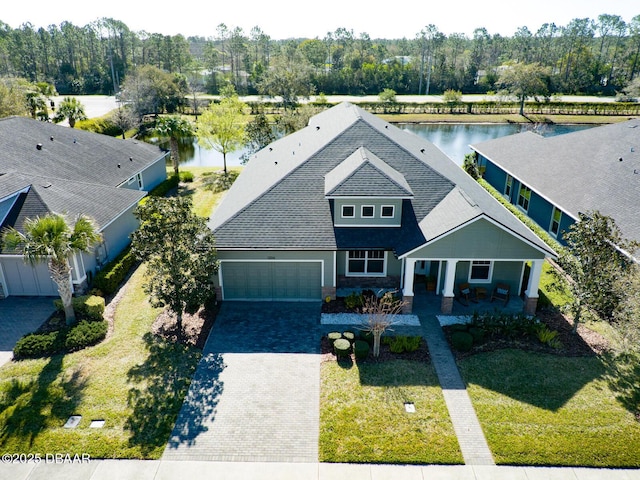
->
[0, 116, 168, 298]
[209, 102, 555, 314]
[470, 119, 640, 261]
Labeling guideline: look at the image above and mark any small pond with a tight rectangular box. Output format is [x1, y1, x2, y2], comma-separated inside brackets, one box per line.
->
[153, 123, 595, 169]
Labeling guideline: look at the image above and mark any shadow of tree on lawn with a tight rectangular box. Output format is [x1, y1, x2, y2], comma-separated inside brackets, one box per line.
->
[125, 332, 224, 455]
[602, 351, 640, 419]
[0, 354, 86, 448]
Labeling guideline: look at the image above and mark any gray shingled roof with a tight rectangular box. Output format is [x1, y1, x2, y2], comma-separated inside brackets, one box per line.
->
[325, 147, 413, 197]
[0, 116, 164, 186]
[0, 116, 164, 243]
[210, 102, 554, 256]
[470, 119, 640, 248]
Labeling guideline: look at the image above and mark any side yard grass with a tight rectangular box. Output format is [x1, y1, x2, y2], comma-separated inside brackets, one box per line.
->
[0, 265, 201, 458]
[458, 349, 640, 467]
[177, 166, 242, 218]
[320, 359, 463, 465]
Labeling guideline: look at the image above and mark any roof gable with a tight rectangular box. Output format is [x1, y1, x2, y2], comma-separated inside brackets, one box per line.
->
[324, 147, 413, 197]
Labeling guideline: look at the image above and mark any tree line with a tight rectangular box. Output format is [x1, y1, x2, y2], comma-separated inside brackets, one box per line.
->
[1, 14, 639, 98]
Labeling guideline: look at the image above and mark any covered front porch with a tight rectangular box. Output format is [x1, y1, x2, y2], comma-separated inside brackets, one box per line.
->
[400, 258, 545, 316]
[410, 275, 526, 317]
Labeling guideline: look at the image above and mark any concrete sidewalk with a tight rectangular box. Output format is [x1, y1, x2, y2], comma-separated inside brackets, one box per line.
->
[3, 460, 640, 480]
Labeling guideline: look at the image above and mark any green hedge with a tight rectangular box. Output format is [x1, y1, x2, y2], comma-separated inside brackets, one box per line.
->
[148, 174, 179, 198]
[54, 295, 105, 322]
[13, 319, 108, 359]
[92, 246, 138, 295]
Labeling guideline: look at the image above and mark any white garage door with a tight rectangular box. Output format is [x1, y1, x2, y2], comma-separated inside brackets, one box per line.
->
[221, 262, 321, 301]
[1, 258, 58, 296]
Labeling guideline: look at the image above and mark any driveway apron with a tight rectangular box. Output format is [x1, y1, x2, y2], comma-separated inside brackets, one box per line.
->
[163, 301, 321, 462]
[0, 297, 56, 367]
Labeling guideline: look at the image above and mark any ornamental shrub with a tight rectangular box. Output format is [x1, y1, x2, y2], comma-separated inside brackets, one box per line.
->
[179, 171, 194, 182]
[353, 340, 370, 360]
[13, 331, 64, 359]
[54, 295, 105, 321]
[344, 291, 364, 310]
[327, 332, 342, 344]
[333, 338, 352, 358]
[388, 336, 422, 353]
[342, 331, 356, 343]
[65, 320, 108, 352]
[451, 331, 474, 352]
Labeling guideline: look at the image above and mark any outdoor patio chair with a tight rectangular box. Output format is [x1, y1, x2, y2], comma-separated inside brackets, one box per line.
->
[491, 282, 511, 306]
[458, 282, 476, 306]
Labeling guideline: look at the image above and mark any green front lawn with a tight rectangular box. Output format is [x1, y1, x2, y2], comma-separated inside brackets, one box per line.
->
[320, 359, 463, 464]
[0, 266, 201, 458]
[458, 349, 640, 467]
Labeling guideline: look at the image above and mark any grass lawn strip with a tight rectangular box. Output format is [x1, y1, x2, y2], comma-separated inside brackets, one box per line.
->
[0, 265, 201, 459]
[320, 359, 463, 465]
[458, 349, 640, 467]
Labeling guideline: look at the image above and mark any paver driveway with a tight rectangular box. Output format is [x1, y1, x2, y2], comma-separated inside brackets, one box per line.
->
[0, 297, 56, 367]
[163, 302, 321, 462]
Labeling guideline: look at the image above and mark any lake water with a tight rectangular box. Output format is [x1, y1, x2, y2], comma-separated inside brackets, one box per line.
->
[161, 123, 595, 168]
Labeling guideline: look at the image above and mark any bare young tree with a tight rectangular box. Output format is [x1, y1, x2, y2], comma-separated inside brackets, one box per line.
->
[360, 291, 406, 357]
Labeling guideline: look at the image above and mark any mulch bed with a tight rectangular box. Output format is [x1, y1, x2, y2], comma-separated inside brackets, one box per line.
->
[322, 296, 609, 362]
[444, 307, 609, 360]
[322, 297, 357, 314]
[152, 302, 220, 349]
[321, 335, 430, 364]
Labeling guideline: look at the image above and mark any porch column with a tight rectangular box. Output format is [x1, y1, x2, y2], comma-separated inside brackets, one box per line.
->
[441, 259, 458, 314]
[402, 258, 416, 313]
[524, 259, 544, 315]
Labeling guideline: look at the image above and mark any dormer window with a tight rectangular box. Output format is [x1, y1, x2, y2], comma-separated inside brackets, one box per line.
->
[341, 205, 355, 218]
[361, 205, 374, 218]
[381, 205, 394, 218]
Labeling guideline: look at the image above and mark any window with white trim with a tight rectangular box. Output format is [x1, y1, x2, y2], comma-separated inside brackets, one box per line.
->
[381, 205, 395, 218]
[504, 174, 513, 198]
[342, 205, 355, 218]
[549, 207, 562, 236]
[469, 260, 492, 282]
[347, 250, 386, 276]
[517, 185, 531, 212]
[361, 205, 374, 218]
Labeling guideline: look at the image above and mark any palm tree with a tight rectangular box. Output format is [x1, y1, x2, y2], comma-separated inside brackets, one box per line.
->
[25, 91, 47, 119]
[53, 96, 87, 128]
[155, 115, 194, 177]
[2, 213, 101, 325]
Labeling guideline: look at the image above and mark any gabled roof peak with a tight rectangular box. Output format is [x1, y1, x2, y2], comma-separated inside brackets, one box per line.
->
[324, 146, 413, 197]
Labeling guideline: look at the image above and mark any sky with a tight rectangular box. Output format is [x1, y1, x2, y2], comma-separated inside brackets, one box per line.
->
[1, 0, 637, 40]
